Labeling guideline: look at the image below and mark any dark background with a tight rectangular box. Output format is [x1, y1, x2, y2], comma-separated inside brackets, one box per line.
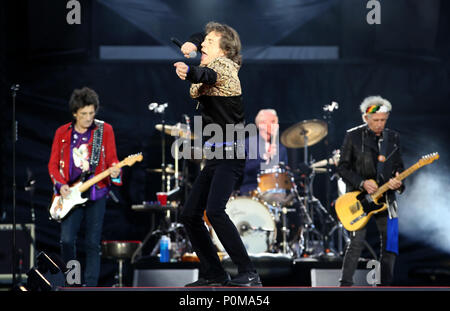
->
[1, 0, 449, 286]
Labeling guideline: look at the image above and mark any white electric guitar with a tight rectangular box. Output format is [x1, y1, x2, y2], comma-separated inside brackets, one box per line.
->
[49, 153, 143, 221]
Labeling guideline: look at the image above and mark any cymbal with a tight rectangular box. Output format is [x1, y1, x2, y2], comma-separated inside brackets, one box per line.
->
[146, 167, 178, 174]
[281, 119, 327, 148]
[155, 123, 196, 139]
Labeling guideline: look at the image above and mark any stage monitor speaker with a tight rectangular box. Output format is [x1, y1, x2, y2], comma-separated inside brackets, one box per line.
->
[311, 269, 370, 287]
[133, 269, 199, 287]
[0, 223, 35, 283]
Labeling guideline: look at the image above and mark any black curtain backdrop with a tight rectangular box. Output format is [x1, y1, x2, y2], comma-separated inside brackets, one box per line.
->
[2, 0, 450, 286]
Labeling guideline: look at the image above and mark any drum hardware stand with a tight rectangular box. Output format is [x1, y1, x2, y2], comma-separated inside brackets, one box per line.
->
[289, 176, 323, 257]
[299, 166, 324, 257]
[326, 221, 350, 256]
[308, 196, 343, 257]
[131, 204, 187, 264]
[296, 129, 323, 256]
[280, 207, 288, 254]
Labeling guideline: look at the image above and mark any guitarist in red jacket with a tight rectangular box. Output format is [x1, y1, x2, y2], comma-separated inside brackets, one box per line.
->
[48, 87, 121, 286]
[337, 96, 404, 286]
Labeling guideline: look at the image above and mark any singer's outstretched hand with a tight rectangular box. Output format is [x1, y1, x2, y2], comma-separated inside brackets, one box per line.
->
[174, 62, 189, 80]
[181, 42, 197, 58]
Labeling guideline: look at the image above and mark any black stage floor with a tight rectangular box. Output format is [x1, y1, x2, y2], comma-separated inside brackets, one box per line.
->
[129, 254, 370, 287]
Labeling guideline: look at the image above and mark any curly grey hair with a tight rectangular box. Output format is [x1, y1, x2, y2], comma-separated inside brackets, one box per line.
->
[360, 96, 392, 115]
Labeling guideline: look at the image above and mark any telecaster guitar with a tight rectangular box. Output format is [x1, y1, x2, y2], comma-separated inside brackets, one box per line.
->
[335, 153, 439, 231]
[49, 153, 143, 221]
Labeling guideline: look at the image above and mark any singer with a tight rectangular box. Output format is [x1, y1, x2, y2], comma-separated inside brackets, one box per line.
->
[174, 22, 262, 287]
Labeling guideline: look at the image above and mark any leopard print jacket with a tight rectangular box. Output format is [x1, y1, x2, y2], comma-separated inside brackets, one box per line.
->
[190, 57, 241, 98]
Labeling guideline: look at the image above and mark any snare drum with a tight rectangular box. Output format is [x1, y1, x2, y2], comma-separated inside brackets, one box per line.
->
[210, 196, 277, 254]
[257, 167, 294, 205]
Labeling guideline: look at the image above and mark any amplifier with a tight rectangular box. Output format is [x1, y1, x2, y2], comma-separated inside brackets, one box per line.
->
[0, 224, 36, 283]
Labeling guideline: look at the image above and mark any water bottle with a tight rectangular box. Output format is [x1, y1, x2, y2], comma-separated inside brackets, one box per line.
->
[159, 235, 170, 262]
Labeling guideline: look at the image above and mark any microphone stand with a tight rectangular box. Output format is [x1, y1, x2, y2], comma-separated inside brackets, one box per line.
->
[322, 102, 342, 256]
[322, 105, 334, 214]
[149, 103, 169, 192]
[11, 84, 19, 288]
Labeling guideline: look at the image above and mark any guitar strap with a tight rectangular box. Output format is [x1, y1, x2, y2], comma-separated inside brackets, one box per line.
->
[376, 129, 388, 183]
[376, 129, 399, 255]
[90, 119, 104, 174]
[79, 120, 104, 183]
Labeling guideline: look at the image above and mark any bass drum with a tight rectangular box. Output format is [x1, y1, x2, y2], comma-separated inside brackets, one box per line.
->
[211, 196, 277, 254]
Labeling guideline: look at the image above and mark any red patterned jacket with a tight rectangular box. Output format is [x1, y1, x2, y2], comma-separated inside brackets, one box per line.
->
[48, 120, 122, 194]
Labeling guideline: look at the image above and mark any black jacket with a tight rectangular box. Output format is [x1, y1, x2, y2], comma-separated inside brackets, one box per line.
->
[337, 124, 405, 203]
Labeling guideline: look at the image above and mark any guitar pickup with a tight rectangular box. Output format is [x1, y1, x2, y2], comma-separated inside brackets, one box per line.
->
[349, 201, 362, 214]
[350, 213, 367, 225]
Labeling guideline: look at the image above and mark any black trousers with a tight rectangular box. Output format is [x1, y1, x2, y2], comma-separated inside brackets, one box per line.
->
[340, 211, 397, 286]
[180, 158, 255, 279]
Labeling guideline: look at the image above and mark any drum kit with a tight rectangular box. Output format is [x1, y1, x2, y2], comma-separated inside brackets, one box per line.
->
[207, 119, 346, 258]
[134, 107, 349, 262]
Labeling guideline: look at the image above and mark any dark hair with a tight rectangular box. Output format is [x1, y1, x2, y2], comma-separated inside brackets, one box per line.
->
[205, 22, 242, 66]
[69, 87, 99, 115]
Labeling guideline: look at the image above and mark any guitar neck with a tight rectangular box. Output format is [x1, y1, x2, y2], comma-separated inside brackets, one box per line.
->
[372, 162, 420, 200]
[78, 162, 125, 193]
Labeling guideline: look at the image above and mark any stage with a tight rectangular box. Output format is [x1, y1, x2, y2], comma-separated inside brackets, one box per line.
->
[128, 254, 371, 287]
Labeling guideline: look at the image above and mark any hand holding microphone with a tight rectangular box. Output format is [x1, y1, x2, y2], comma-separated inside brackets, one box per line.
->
[171, 37, 197, 59]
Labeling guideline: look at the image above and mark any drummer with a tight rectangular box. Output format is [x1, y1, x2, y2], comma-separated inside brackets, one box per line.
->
[239, 109, 288, 196]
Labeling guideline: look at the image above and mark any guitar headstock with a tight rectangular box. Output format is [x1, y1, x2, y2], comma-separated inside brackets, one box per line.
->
[122, 153, 144, 166]
[418, 152, 439, 167]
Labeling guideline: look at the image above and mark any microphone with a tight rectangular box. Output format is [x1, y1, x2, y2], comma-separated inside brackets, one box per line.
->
[323, 101, 339, 112]
[156, 103, 168, 113]
[171, 37, 197, 58]
[148, 102, 168, 114]
[148, 102, 158, 111]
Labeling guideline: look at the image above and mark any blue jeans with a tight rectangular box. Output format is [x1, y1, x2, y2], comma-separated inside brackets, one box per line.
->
[60, 197, 106, 286]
